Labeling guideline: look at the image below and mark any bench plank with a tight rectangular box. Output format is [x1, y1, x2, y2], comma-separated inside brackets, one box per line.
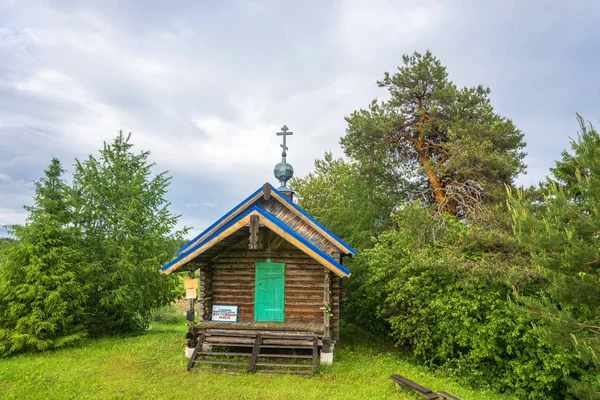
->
[438, 391, 462, 400]
[390, 374, 439, 399]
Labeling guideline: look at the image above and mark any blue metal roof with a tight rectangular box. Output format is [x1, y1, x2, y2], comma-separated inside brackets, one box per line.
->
[177, 182, 356, 256]
[162, 205, 258, 273]
[177, 186, 263, 255]
[161, 205, 351, 277]
[269, 186, 356, 255]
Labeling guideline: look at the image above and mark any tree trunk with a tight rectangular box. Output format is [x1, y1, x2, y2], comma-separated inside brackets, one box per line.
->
[413, 103, 456, 216]
[415, 143, 447, 211]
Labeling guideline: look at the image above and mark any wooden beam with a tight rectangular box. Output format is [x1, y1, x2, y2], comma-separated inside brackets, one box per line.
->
[248, 334, 262, 373]
[262, 183, 271, 200]
[249, 215, 259, 250]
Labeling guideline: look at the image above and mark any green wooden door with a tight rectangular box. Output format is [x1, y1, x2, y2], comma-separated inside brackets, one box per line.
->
[254, 262, 285, 322]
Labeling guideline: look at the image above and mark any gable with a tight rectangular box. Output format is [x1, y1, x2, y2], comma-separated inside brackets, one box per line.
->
[160, 206, 351, 277]
[177, 183, 356, 257]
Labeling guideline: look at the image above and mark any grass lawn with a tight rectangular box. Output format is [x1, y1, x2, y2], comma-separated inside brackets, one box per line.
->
[0, 318, 513, 399]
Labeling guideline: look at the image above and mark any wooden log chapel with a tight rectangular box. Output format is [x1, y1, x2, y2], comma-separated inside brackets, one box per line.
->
[159, 125, 355, 373]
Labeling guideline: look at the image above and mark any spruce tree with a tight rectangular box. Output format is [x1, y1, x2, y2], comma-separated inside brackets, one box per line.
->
[73, 131, 187, 334]
[0, 158, 86, 356]
[509, 116, 600, 397]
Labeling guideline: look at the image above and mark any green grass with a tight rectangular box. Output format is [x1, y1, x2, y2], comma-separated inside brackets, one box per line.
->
[0, 319, 514, 400]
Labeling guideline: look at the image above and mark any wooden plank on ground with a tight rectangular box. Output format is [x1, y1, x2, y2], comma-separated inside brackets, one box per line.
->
[438, 391, 462, 400]
[390, 374, 439, 399]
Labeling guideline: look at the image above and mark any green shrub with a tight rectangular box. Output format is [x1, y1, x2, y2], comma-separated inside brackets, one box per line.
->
[348, 204, 589, 398]
[151, 304, 183, 325]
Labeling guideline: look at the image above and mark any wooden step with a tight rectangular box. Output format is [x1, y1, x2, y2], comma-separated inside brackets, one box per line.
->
[260, 334, 315, 339]
[188, 332, 320, 375]
[205, 337, 254, 344]
[205, 329, 316, 338]
[262, 339, 313, 346]
[192, 360, 248, 366]
[259, 344, 313, 349]
[205, 336, 314, 346]
[258, 354, 312, 359]
[204, 342, 255, 347]
[192, 368, 245, 374]
[259, 369, 313, 375]
[198, 352, 251, 357]
[255, 362, 313, 368]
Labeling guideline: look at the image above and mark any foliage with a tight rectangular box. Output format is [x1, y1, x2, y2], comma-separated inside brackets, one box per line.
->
[0, 238, 15, 264]
[342, 51, 526, 216]
[151, 304, 183, 325]
[508, 116, 600, 398]
[349, 203, 590, 398]
[290, 153, 400, 250]
[72, 131, 187, 335]
[0, 158, 87, 356]
[0, 321, 512, 400]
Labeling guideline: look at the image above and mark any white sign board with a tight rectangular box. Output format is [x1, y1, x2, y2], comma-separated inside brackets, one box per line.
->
[212, 304, 238, 322]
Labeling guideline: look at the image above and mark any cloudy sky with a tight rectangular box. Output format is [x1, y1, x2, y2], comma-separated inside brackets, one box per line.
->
[1, 0, 598, 237]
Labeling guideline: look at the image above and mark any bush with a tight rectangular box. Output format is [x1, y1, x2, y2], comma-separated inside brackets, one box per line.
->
[151, 304, 183, 325]
[348, 204, 588, 398]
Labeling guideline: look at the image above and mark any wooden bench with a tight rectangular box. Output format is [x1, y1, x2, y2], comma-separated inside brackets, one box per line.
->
[390, 374, 439, 399]
[438, 391, 462, 400]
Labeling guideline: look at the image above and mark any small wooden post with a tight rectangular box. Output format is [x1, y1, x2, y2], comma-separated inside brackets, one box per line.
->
[262, 183, 271, 200]
[249, 214, 259, 250]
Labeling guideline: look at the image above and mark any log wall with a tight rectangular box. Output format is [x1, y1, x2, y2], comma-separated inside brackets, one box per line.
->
[209, 248, 334, 326]
[331, 274, 341, 341]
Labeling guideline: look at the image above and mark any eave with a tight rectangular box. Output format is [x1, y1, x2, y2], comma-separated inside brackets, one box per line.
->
[160, 206, 351, 278]
[177, 183, 356, 257]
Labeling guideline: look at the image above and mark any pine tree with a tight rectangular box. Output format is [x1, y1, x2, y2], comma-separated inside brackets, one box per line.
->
[73, 131, 187, 334]
[0, 158, 86, 356]
[343, 51, 526, 216]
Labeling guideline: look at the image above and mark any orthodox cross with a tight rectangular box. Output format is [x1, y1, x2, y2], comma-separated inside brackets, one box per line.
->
[276, 125, 293, 156]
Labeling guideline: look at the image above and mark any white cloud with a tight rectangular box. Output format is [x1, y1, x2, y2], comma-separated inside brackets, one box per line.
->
[0, 207, 28, 226]
[331, 0, 448, 61]
[186, 202, 217, 208]
[0, 0, 598, 235]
